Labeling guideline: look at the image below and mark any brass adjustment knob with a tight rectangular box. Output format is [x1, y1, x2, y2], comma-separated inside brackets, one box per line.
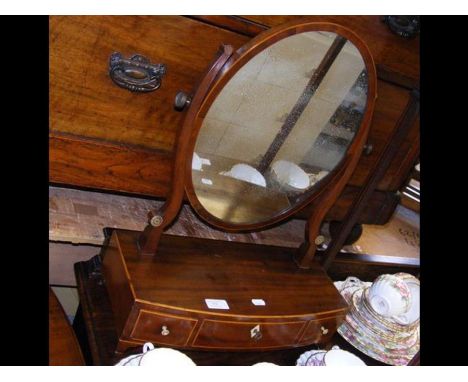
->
[161, 325, 170, 336]
[150, 215, 163, 227]
[315, 235, 325, 246]
[320, 326, 329, 335]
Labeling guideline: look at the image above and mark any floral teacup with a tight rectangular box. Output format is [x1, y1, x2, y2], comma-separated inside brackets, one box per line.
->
[368, 274, 411, 317]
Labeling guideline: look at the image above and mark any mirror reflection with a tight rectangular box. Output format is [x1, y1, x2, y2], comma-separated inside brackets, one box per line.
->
[192, 31, 368, 225]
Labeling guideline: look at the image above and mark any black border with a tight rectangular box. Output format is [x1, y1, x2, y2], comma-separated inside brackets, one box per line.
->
[2, 14, 463, 366]
[420, 15, 468, 365]
[0, 16, 49, 365]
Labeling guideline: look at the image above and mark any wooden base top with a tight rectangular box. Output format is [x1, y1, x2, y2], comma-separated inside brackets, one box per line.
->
[110, 230, 348, 318]
[75, 254, 387, 365]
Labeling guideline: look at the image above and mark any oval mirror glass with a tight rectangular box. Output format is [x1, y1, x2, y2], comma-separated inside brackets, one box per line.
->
[191, 30, 369, 225]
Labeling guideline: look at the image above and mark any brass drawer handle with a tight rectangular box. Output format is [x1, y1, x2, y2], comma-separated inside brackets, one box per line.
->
[161, 325, 170, 336]
[320, 326, 329, 335]
[109, 52, 166, 92]
[382, 16, 420, 39]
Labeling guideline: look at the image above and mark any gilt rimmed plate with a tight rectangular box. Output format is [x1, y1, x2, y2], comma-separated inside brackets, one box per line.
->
[337, 288, 419, 365]
[296, 349, 327, 366]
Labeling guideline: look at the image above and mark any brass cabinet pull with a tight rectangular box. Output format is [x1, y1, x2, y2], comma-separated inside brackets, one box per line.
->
[382, 16, 420, 39]
[320, 326, 329, 335]
[161, 325, 170, 336]
[109, 52, 166, 92]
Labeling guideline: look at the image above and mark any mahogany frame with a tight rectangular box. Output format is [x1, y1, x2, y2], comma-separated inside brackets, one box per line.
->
[139, 20, 377, 268]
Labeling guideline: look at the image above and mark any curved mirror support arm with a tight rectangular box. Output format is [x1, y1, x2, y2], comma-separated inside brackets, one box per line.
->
[295, 64, 376, 268]
[294, 154, 352, 268]
[138, 45, 235, 255]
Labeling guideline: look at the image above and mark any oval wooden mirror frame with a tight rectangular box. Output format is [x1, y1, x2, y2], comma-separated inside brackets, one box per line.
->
[139, 20, 377, 268]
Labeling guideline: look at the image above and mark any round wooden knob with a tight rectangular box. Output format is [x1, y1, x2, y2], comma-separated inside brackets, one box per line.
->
[174, 91, 192, 111]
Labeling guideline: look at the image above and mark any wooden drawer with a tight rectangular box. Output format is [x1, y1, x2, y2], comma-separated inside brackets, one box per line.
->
[50, 16, 249, 152]
[50, 15, 249, 198]
[192, 319, 305, 349]
[298, 316, 344, 344]
[130, 310, 197, 347]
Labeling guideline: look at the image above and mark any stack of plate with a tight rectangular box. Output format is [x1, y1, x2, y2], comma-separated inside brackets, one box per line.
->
[334, 275, 420, 366]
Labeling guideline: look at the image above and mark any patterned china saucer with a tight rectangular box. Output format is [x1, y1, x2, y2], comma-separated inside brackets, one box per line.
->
[338, 323, 419, 366]
[334, 277, 372, 303]
[335, 277, 420, 366]
[296, 349, 327, 366]
[349, 289, 419, 349]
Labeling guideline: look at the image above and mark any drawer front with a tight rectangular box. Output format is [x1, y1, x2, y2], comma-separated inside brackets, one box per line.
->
[50, 15, 249, 198]
[192, 319, 306, 349]
[298, 316, 344, 344]
[130, 310, 197, 347]
[50, 16, 249, 152]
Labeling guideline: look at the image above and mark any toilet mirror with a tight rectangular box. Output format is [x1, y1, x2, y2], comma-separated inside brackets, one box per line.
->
[187, 27, 371, 227]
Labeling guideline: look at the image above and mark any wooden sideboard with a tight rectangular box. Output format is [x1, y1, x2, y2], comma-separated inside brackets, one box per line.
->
[49, 15, 419, 226]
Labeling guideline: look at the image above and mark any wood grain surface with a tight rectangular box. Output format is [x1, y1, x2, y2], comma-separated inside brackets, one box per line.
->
[50, 16, 419, 227]
[101, 229, 348, 351]
[50, 186, 418, 289]
[49, 186, 306, 246]
[50, 16, 249, 151]
[74, 256, 389, 365]
[114, 230, 348, 317]
[49, 288, 85, 365]
[240, 16, 419, 81]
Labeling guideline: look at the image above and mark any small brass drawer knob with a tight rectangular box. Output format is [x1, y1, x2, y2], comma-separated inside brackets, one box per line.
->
[161, 325, 170, 336]
[321, 326, 329, 335]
